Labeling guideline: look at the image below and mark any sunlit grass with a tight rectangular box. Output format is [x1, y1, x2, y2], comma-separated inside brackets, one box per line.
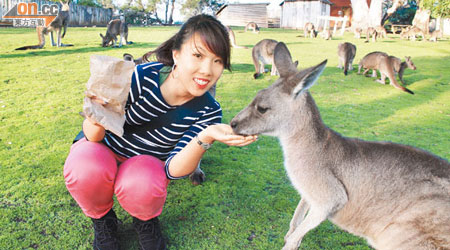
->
[0, 26, 449, 249]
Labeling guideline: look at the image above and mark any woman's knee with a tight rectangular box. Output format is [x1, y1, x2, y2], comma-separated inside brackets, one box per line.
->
[64, 140, 118, 186]
[115, 155, 169, 219]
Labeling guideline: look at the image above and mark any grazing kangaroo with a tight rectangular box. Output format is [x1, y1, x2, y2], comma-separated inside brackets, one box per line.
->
[244, 22, 260, 34]
[375, 26, 387, 39]
[359, 52, 414, 94]
[226, 26, 248, 49]
[429, 29, 443, 42]
[401, 26, 425, 41]
[304, 22, 317, 38]
[384, 56, 417, 85]
[353, 27, 362, 39]
[100, 19, 129, 47]
[15, 0, 72, 50]
[252, 39, 278, 79]
[230, 42, 450, 250]
[319, 29, 332, 40]
[365, 27, 377, 42]
[337, 42, 356, 75]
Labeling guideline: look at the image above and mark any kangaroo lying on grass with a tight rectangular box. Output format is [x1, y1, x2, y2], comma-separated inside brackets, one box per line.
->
[337, 42, 356, 75]
[100, 19, 129, 47]
[230, 42, 450, 250]
[358, 51, 415, 94]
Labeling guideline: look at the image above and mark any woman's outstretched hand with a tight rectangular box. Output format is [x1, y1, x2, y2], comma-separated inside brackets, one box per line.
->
[198, 124, 258, 147]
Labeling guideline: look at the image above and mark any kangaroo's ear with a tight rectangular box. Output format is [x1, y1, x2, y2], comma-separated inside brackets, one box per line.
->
[274, 42, 298, 77]
[291, 60, 327, 98]
[99, 33, 103, 38]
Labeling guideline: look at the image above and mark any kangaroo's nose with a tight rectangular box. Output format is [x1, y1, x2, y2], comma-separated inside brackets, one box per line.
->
[230, 120, 237, 129]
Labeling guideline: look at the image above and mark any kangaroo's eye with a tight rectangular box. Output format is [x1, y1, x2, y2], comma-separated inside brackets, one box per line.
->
[256, 105, 269, 114]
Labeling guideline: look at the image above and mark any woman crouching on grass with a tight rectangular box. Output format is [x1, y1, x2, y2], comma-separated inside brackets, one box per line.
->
[64, 14, 257, 250]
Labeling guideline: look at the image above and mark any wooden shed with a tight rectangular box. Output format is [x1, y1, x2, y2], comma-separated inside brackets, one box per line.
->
[280, 0, 332, 29]
[330, 0, 352, 26]
[216, 3, 272, 28]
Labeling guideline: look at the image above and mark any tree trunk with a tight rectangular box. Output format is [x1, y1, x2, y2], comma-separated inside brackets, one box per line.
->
[350, 0, 369, 29]
[368, 0, 383, 26]
[351, 0, 384, 29]
[168, 0, 175, 25]
[412, 8, 430, 34]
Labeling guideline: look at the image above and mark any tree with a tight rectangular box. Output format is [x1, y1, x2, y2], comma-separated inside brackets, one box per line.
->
[419, 0, 450, 18]
[181, 0, 225, 17]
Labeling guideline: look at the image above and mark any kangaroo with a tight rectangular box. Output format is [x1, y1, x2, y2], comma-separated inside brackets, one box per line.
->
[226, 26, 248, 49]
[100, 19, 129, 47]
[359, 52, 414, 94]
[383, 56, 417, 85]
[401, 26, 425, 41]
[337, 42, 356, 75]
[244, 22, 260, 34]
[353, 27, 362, 39]
[358, 51, 388, 77]
[365, 27, 377, 42]
[252, 39, 278, 79]
[15, 0, 72, 50]
[230, 42, 450, 250]
[375, 25, 387, 39]
[428, 29, 443, 42]
[319, 29, 332, 40]
[304, 22, 317, 38]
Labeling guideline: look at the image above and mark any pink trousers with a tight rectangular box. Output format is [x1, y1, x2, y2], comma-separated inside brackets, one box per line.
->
[64, 138, 169, 220]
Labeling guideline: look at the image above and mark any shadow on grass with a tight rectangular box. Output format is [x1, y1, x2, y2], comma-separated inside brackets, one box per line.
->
[0, 42, 159, 59]
[315, 55, 449, 139]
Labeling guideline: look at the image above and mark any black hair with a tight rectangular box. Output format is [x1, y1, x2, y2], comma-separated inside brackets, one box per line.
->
[143, 14, 231, 71]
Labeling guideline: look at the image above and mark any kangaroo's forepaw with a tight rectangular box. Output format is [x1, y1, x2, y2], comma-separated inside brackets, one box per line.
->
[189, 169, 206, 186]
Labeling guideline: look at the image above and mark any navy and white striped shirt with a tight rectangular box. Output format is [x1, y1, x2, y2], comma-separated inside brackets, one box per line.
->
[103, 62, 222, 180]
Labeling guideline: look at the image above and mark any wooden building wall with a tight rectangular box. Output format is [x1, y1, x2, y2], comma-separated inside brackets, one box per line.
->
[281, 1, 330, 29]
[216, 4, 269, 28]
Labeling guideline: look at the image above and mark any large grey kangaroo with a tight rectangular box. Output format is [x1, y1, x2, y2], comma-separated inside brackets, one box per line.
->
[230, 42, 450, 250]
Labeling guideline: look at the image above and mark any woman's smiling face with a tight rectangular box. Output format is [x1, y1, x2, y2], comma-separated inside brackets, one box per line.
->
[172, 33, 225, 98]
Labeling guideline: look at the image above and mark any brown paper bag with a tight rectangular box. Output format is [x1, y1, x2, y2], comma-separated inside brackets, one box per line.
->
[83, 55, 135, 137]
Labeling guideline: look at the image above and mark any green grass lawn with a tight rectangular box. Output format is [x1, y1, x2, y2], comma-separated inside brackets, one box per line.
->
[0, 26, 449, 250]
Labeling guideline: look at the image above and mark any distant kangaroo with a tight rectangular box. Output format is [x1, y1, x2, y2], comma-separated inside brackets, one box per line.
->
[245, 22, 260, 34]
[230, 42, 450, 250]
[100, 19, 129, 47]
[15, 0, 72, 50]
[428, 29, 443, 42]
[365, 27, 377, 42]
[381, 56, 417, 85]
[252, 39, 278, 79]
[337, 42, 356, 75]
[304, 22, 317, 38]
[226, 26, 248, 49]
[359, 52, 414, 94]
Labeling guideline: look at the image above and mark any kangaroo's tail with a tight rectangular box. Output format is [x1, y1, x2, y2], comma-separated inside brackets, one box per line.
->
[15, 44, 44, 50]
[392, 81, 414, 95]
[344, 57, 349, 76]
